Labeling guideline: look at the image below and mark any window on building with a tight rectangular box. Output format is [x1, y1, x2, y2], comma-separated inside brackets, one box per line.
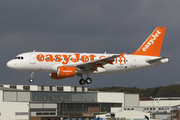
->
[50, 113, 56, 115]
[36, 112, 56, 116]
[15, 112, 28, 116]
[50, 86, 53, 91]
[41, 86, 44, 91]
[15, 112, 20, 115]
[57, 103, 120, 116]
[20, 112, 28, 115]
[10, 85, 16, 89]
[43, 113, 49, 115]
[111, 114, 115, 118]
[174, 113, 177, 116]
[74, 87, 77, 92]
[57, 87, 63, 91]
[23, 86, 30, 90]
[36, 113, 42, 115]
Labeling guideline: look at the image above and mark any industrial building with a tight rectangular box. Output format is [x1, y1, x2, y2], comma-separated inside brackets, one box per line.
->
[0, 84, 180, 120]
[0, 84, 138, 120]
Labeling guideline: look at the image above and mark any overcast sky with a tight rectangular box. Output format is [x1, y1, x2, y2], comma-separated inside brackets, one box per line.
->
[0, 0, 180, 89]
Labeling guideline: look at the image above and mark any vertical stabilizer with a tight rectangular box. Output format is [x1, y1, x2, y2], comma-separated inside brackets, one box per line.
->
[131, 27, 166, 57]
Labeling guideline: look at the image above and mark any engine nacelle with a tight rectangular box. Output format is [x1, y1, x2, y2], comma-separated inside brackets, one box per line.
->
[50, 66, 76, 79]
[50, 73, 67, 79]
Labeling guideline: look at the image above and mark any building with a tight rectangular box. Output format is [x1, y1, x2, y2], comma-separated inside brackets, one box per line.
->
[105, 97, 180, 120]
[0, 84, 135, 120]
[1, 84, 180, 120]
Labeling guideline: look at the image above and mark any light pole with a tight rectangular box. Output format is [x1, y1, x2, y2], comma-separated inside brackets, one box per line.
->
[27, 104, 30, 120]
[85, 98, 87, 113]
[61, 97, 64, 118]
[100, 103, 101, 115]
[151, 101, 154, 118]
[157, 98, 160, 119]
[169, 104, 171, 120]
[171, 106, 173, 120]
[58, 100, 61, 117]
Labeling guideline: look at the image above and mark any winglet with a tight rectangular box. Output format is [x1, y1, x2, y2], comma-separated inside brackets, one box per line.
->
[131, 27, 166, 57]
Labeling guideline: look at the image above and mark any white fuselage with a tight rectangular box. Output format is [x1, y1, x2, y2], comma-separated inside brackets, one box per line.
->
[7, 52, 168, 75]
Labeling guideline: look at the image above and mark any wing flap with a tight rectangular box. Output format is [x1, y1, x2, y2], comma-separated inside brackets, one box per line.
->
[76, 54, 120, 67]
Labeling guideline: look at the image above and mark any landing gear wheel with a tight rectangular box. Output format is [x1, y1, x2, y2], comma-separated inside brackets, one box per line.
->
[29, 72, 34, 83]
[79, 79, 85, 85]
[86, 78, 92, 84]
[29, 78, 34, 83]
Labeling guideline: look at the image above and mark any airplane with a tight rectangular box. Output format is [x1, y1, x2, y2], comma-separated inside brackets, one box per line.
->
[7, 27, 170, 85]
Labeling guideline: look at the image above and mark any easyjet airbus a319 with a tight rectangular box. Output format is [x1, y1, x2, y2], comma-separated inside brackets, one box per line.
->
[7, 27, 170, 85]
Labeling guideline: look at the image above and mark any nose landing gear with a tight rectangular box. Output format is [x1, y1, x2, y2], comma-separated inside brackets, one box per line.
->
[29, 72, 34, 83]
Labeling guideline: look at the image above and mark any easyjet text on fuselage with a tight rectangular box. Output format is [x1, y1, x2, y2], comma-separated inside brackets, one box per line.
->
[36, 53, 126, 65]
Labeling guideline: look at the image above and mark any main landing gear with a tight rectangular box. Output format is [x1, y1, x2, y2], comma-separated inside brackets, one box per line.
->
[29, 72, 34, 83]
[79, 75, 92, 85]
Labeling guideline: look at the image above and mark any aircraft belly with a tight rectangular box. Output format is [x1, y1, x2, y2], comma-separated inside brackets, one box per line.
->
[94, 64, 129, 74]
[21, 62, 55, 73]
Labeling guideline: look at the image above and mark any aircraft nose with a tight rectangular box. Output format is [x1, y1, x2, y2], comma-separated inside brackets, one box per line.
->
[7, 60, 16, 69]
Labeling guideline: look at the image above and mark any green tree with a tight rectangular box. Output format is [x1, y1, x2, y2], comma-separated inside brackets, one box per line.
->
[89, 84, 180, 97]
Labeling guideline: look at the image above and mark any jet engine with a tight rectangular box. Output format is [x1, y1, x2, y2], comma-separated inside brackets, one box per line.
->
[50, 66, 76, 79]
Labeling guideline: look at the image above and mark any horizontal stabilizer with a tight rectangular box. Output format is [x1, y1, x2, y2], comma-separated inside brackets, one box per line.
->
[146, 56, 170, 64]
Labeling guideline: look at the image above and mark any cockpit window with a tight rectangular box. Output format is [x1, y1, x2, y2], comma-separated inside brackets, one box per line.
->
[14, 56, 24, 60]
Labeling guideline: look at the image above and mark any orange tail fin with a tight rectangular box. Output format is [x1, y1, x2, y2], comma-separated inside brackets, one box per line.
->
[131, 27, 166, 57]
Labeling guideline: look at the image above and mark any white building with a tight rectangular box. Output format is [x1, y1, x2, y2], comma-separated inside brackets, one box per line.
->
[0, 87, 29, 120]
[0, 84, 130, 120]
[103, 97, 180, 120]
[97, 111, 150, 120]
[0, 85, 88, 120]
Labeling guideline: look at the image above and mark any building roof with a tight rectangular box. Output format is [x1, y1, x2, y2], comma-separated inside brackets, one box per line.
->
[0, 84, 88, 92]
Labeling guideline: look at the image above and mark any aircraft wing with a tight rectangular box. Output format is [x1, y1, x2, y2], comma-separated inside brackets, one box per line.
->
[66, 54, 120, 72]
